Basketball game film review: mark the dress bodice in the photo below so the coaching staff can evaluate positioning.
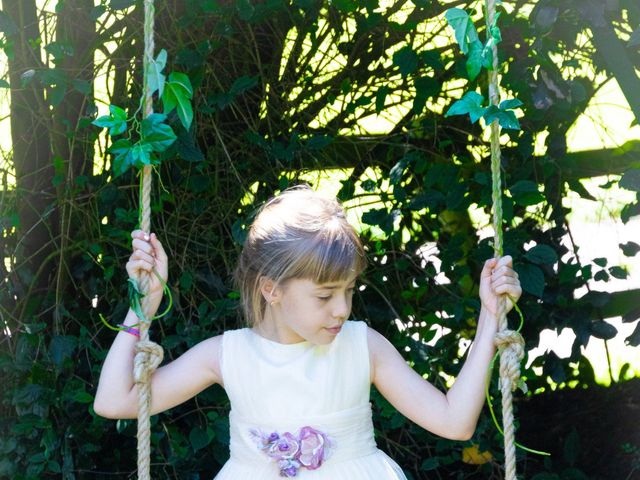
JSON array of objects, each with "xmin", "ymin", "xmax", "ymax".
[{"xmin": 216, "ymin": 321, "xmax": 407, "ymax": 479}]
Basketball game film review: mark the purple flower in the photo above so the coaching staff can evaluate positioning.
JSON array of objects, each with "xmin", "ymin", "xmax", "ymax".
[
  {"xmin": 297, "ymin": 426, "xmax": 329, "ymax": 470},
  {"xmin": 251, "ymin": 426, "xmax": 333, "ymax": 475},
  {"xmin": 278, "ymin": 459, "xmax": 301, "ymax": 477},
  {"xmin": 250, "ymin": 429, "xmax": 277, "ymax": 449},
  {"xmin": 267, "ymin": 432, "xmax": 300, "ymax": 460}
]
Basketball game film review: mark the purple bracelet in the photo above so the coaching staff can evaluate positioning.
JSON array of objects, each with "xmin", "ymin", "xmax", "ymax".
[{"xmin": 118, "ymin": 324, "xmax": 140, "ymax": 337}]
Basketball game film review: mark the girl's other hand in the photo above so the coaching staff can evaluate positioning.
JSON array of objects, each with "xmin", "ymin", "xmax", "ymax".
[
  {"xmin": 126, "ymin": 230, "xmax": 169, "ymax": 301},
  {"xmin": 479, "ymin": 255, "xmax": 522, "ymax": 317}
]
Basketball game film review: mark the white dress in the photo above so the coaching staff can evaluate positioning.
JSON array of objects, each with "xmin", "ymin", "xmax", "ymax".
[{"xmin": 215, "ymin": 320, "xmax": 408, "ymax": 479}]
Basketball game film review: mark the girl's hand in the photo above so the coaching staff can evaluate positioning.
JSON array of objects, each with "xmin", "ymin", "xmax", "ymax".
[
  {"xmin": 126, "ymin": 230, "xmax": 168, "ymax": 302},
  {"xmin": 479, "ymin": 255, "xmax": 522, "ymax": 317}
]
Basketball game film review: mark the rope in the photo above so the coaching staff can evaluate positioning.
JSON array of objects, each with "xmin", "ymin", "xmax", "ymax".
[
  {"xmin": 486, "ymin": 1, "xmax": 522, "ymax": 478},
  {"xmin": 134, "ymin": 0, "xmax": 163, "ymax": 478}
]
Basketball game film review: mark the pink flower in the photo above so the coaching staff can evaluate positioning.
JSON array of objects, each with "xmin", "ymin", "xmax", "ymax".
[{"xmin": 297, "ymin": 426, "xmax": 330, "ymax": 470}]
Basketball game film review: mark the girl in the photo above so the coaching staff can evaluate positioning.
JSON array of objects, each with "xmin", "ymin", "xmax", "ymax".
[{"xmin": 94, "ymin": 185, "xmax": 522, "ymax": 479}]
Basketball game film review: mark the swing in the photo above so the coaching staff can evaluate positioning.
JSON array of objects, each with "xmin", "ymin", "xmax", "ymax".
[{"xmin": 130, "ymin": 1, "xmax": 524, "ymax": 479}]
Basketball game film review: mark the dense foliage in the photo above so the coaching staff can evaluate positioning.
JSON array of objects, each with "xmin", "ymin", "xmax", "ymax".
[{"xmin": 0, "ymin": 0, "xmax": 639, "ymax": 478}]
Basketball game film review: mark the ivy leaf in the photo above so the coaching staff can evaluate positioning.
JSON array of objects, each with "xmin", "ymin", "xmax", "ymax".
[
  {"xmin": 499, "ymin": 98, "xmax": 523, "ymax": 110},
  {"xmin": 393, "ymin": 46, "xmax": 420, "ymax": 77},
  {"xmin": 109, "ymin": 138, "xmax": 133, "ymax": 177},
  {"xmin": 147, "ymin": 49, "xmax": 167, "ymax": 97},
  {"xmin": 509, "ymin": 180, "xmax": 544, "ymax": 206},
  {"xmin": 421, "ymin": 457, "xmax": 439, "ymax": 471},
  {"xmin": 109, "ymin": 138, "xmax": 132, "ymax": 156},
  {"xmin": 109, "ymin": 0, "xmax": 135, "ymax": 10},
  {"xmin": 236, "ymin": 0, "xmax": 255, "ymax": 20},
  {"xmin": 141, "ymin": 113, "xmax": 177, "ymax": 152},
  {"xmin": 169, "ymin": 71, "xmax": 193, "ymax": 98},
  {"xmin": 91, "ymin": 5, "xmax": 107, "ymax": 20},
  {"xmin": 590, "ymin": 320, "xmax": 618, "ymax": 340},
  {"xmin": 73, "ymin": 391, "xmax": 94, "ymax": 404},
  {"xmin": 176, "ymin": 130, "xmax": 205, "ymax": 162},
  {"xmin": 619, "ymin": 169, "xmax": 640, "ymax": 192},
  {"xmin": 483, "ymin": 105, "xmax": 521, "ymax": 130},
  {"xmin": 129, "ymin": 142, "xmax": 155, "ymax": 169},
  {"xmin": 229, "ymin": 75, "xmax": 258, "ymax": 96},
  {"xmin": 622, "ymin": 307, "xmax": 640, "ymax": 323},
  {"xmin": 625, "ymin": 322, "xmax": 640, "ymax": 347},
  {"xmin": 127, "ymin": 278, "xmax": 146, "ymax": 322},
  {"xmin": 307, "ymin": 134, "xmax": 333, "ymax": 150},
  {"xmin": 110, "ymin": 103, "xmax": 127, "ymax": 120},
  {"xmin": 609, "ymin": 266, "xmax": 628, "ymax": 279},
  {"xmin": 445, "ymin": 8, "xmax": 479, "ymax": 55},
  {"xmin": 189, "ymin": 426, "xmax": 211, "ymax": 451},
  {"xmin": 466, "ymin": 40, "xmax": 484, "ymax": 80},
  {"xmin": 390, "ymin": 157, "xmax": 409, "ymax": 185},
  {"xmin": 163, "ymin": 72, "xmax": 194, "ymax": 130},
  {"xmin": 525, "ymin": 244, "xmax": 558, "ymax": 265},
  {"xmin": 49, "ymin": 335, "xmax": 77, "ymax": 368},
  {"xmin": 481, "ymin": 40, "xmax": 495, "ymax": 69},
  {"xmin": 362, "ymin": 208, "xmax": 395, "ymax": 235},
  {"xmin": 333, "ymin": 0, "xmax": 358, "ymax": 13},
  {"xmin": 515, "ymin": 263, "xmax": 545, "ymax": 297},
  {"xmin": 375, "ymin": 86, "xmax": 389, "ymax": 114},
  {"xmin": 445, "ymin": 91, "xmax": 486, "ymax": 123},
  {"xmin": 620, "ymin": 241, "xmax": 640, "ymax": 257},
  {"xmin": 92, "ymin": 105, "xmax": 127, "ymax": 136},
  {"xmin": 413, "ymin": 76, "xmax": 439, "ymax": 114}
]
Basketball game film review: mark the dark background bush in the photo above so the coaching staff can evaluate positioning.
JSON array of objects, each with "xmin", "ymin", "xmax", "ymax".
[{"xmin": 1, "ymin": 1, "xmax": 639, "ymax": 478}]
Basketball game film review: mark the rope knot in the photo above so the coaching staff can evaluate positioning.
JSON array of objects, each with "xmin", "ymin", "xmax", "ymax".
[
  {"xmin": 494, "ymin": 329, "xmax": 525, "ymax": 392},
  {"xmin": 133, "ymin": 340, "xmax": 164, "ymax": 385}
]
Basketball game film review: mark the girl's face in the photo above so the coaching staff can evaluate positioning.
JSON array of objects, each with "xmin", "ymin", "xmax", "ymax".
[{"xmin": 266, "ymin": 276, "xmax": 357, "ymax": 345}]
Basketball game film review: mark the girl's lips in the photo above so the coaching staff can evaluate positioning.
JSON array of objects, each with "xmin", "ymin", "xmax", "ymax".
[{"xmin": 326, "ymin": 326, "xmax": 342, "ymax": 335}]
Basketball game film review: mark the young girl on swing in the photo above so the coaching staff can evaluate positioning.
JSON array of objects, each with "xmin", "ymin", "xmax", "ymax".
[{"xmin": 94, "ymin": 185, "xmax": 522, "ymax": 479}]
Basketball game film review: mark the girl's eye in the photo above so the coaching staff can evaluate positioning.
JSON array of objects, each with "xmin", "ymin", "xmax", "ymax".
[{"xmin": 317, "ymin": 296, "xmax": 331, "ymax": 301}]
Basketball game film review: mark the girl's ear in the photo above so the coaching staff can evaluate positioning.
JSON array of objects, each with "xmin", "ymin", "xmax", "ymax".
[{"xmin": 259, "ymin": 276, "xmax": 281, "ymax": 304}]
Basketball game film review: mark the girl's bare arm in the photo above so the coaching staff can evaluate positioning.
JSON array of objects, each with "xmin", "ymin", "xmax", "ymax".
[
  {"xmin": 94, "ymin": 320, "xmax": 222, "ymax": 419},
  {"xmin": 93, "ymin": 231, "xmax": 223, "ymax": 419},
  {"xmin": 369, "ymin": 256, "xmax": 521, "ymax": 440}
]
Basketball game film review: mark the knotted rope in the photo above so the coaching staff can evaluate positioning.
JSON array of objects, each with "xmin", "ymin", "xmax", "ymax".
[
  {"xmin": 134, "ymin": 0, "xmax": 163, "ymax": 478},
  {"xmin": 486, "ymin": 0, "xmax": 523, "ymax": 478}
]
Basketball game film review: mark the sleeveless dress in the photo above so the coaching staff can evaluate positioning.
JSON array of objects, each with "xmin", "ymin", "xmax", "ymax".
[{"xmin": 216, "ymin": 320, "xmax": 408, "ymax": 479}]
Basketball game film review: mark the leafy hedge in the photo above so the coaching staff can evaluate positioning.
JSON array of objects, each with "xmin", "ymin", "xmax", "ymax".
[{"xmin": 1, "ymin": 0, "xmax": 639, "ymax": 478}]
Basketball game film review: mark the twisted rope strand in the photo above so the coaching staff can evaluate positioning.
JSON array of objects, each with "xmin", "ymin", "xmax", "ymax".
[
  {"xmin": 486, "ymin": 0, "xmax": 522, "ymax": 478},
  {"xmin": 134, "ymin": 1, "xmax": 164, "ymax": 478}
]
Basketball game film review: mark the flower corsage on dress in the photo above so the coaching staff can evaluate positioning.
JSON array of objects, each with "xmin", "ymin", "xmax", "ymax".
[{"xmin": 250, "ymin": 426, "xmax": 333, "ymax": 477}]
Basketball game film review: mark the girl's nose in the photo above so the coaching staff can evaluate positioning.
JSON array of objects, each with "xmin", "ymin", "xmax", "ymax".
[{"xmin": 332, "ymin": 294, "xmax": 350, "ymax": 319}]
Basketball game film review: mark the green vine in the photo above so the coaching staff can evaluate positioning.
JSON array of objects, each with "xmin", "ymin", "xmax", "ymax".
[
  {"xmin": 444, "ymin": 3, "xmax": 550, "ymax": 458},
  {"xmin": 444, "ymin": 7, "xmax": 522, "ymax": 130},
  {"xmin": 92, "ymin": 47, "xmax": 194, "ymax": 329},
  {"xmin": 92, "ymin": 48, "xmax": 194, "ymax": 178}
]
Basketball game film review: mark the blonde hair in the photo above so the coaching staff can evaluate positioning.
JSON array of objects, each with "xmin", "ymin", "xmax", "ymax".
[{"xmin": 234, "ymin": 185, "xmax": 366, "ymax": 326}]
